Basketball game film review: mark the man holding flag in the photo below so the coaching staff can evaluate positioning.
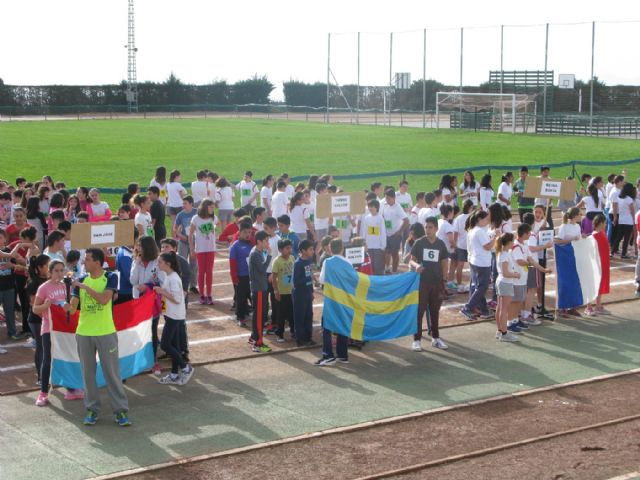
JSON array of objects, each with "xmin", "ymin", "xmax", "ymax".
[{"xmin": 64, "ymin": 248, "xmax": 131, "ymax": 427}]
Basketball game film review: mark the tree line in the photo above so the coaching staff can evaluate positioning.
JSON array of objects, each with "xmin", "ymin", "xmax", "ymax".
[{"xmin": 1, "ymin": 74, "xmax": 638, "ymax": 113}]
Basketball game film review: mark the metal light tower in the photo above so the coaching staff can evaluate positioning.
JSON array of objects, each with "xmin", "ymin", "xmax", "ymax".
[{"xmin": 126, "ymin": 0, "xmax": 138, "ymax": 113}]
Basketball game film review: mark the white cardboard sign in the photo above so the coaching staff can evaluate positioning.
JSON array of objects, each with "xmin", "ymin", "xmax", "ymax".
[
  {"xmin": 331, "ymin": 195, "xmax": 351, "ymax": 214},
  {"xmin": 345, "ymin": 246, "xmax": 365, "ymax": 265},
  {"xmin": 540, "ymin": 180, "xmax": 562, "ymax": 198},
  {"xmin": 91, "ymin": 224, "xmax": 116, "ymax": 245},
  {"xmin": 539, "ymin": 229, "xmax": 554, "ymax": 245}
]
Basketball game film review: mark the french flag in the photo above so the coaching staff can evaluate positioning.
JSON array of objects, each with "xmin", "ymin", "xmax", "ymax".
[
  {"xmin": 554, "ymin": 237, "xmax": 602, "ymax": 310},
  {"xmin": 50, "ymin": 293, "xmax": 155, "ymax": 390}
]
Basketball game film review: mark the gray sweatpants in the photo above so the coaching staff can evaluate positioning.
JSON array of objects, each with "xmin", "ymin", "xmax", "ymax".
[
  {"xmin": 178, "ymin": 240, "xmax": 198, "ymax": 288},
  {"xmin": 76, "ymin": 333, "xmax": 129, "ymax": 415}
]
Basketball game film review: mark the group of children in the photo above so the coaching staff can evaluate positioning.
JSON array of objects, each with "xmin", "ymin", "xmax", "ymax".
[{"xmin": 0, "ymin": 164, "xmax": 637, "ymax": 393}]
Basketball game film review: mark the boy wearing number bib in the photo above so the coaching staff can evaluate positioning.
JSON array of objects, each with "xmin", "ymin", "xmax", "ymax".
[
  {"xmin": 409, "ymin": 217, "xmax": 450, "ymax": 352},
  {"xmin": 381, "ymin": 189, "xmax": 409, "ymax": 274},
  {"xmin": 360, "ymin": 200, "xmax": 387, "ymax": 276},
  {"xmin": 236, "ymin": 171, "xmax": 258, "ymax": 216}
]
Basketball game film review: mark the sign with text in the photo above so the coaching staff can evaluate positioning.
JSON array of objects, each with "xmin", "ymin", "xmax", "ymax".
[
  {"xmin": 316, "ymin": 191, "xmax": 366, "ymax": 218},
  {"xmin": 71, "ymin": 220, "xmax": 135, "ymax": 250},
  {"xmin": 523, "ymin": 177, "xmax": 575, "ymax": 201},
  {"xmin": 539, "ymin": 229, "xmax": 555, "ymax": 246},
  {"xmin": 345, "ymin": 246, "xmax": 365, "ymax": 265}
]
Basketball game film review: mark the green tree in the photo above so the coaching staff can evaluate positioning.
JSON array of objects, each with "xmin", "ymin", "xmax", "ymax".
[{"xmin": 231, "ymin": 75, "xmax": 274, "ymax": 104}]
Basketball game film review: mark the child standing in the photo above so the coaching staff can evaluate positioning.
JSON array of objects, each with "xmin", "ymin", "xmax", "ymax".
[
  {"xmin": 452, "ymin": 200, "xmax": 473, "ymax": 293},
  {"xmin": 494, "ymin": 233, "xmax": 520, "ymax": 342},
  {"xmin": 587, "ymin": 214, "xmax": 611, "ymax": 315},
  {"xmin": 360, "ymin": 200, "xmax": 387, "ymax": 275},
  {"xmin": 188, "ymin": 199, "xmax": 217, "ymax": 305},
  {"xmin": 155, "ymin": 252, "xmax": 194, "ymax": 385},
  {"xmin": 271, "ymin": 239, "xmax": 295, "ymax": 342},
  {"xmin": 215, "ymin": 177, "xmax": 235, "ymax": 232},
  {"xmin": 166, "ymin": 170, "xmax": 186, "ymax": 225},
  {"xmin": 277, "ymin": 215, "xmax": 300, "ymax": 258},
  {"xmin": 437, "ymin": 204, "xmax": 457, "ymax": 290},
  {"xmin": 133, "ymin": 194, "xmax": 154, "ymax": 238},
  {"xmin": 292, "ymin": 239, "xmax": 315, "ymax": 346},
  {"xmin": 461, "ymin": 211, "xmax": 495, "ymax": 321},
  {"xmin": 229, "ymin": 224, "xmax": 254, "ymax": 327},
  {"xmin": 381, "ymin": 189, "xmax": 409, "ymax": 274},
  {"xmin": 249, "ymin": 231, "xmax": 273, "ymax": 353},
  {"xmin": 237, "ymin": 171, "xmax": 259, "ymax": 216},
  {"xmin": 409, "ymin": 217, "xmax": 450, "ymax": 352}
]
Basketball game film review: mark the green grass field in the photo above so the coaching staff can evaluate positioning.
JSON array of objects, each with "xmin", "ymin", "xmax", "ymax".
[{"xmin": 2, "ymin": 118, "xmax": 638, "ymax": 207}]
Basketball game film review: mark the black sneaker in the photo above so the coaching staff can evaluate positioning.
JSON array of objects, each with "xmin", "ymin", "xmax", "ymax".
[
  {"xmin": 189, "ymin": 287, "xmax": 199, "ymax": 295},
  {"xmin": 314, "ymin": 357, "xmax": 336, "ymax": 366}
]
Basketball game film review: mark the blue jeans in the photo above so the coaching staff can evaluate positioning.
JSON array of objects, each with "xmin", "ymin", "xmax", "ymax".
[
  {"xmin": 321, "ymin": 317, "xmax": 348, "ymax": 360},
  {"xmin": 465, "ymin": 265, "xmax": 491, "ymax": 314},
  {"xmin": 0, "ymin": 288, "xmax": 16, "ymax": 337}
]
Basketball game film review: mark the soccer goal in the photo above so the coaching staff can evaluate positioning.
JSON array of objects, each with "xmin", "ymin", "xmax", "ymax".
[{"xmin": 435, "ymin": 92, "xmax": 537, "ymax": 134}]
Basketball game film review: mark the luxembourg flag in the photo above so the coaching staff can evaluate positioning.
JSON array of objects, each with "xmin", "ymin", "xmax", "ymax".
[
  {"xmin": 50, "ymin": 293, "xmax": 155, "ymax": 390},
  {"xmin": 554, "ymin": 237, "xmax": 602, "ymax": 310}
]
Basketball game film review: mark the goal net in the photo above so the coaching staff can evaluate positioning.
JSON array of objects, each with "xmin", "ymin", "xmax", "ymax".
[{"xmin": 435, "ymin": 92, "xmax": 537, "ymax": 133}]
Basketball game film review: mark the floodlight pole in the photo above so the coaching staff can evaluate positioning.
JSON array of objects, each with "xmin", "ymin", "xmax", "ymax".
[
  {"xmin": 326, "ymin": 33, "xmax": 331, "ymax": 124},
  {"xmin": 422, "ymin": 28, "xmax": 426, "ymax": 129},
  {"xmin": 126, "ymin": 0, "xmax": 138, "ymax": 113},
  {"xmin": 357, "ymin": 32, "xmax": 360, "ymax": 124},
  {"xmin": 590, "ymin": 21, "xmax": 595, "ymax": 136},
  {"xmin": 542, "ymin": 23, "xmax": 549, "ymax": 133}
]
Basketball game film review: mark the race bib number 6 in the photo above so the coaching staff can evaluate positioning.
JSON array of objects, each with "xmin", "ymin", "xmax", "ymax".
[{"xmin": 423, "ymin": 248, "xmax": 440, "ymax": 263}]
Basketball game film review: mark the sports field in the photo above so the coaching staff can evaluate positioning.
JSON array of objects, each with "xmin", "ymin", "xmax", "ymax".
[{"xmin": 2, "ymin": 119, "xmax": 639, "ymax": 205}]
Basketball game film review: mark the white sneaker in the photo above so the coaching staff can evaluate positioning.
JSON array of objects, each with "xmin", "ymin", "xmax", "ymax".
[
  {"xmin": 0, "ymin": 347, "xmax": 7, "ymax": 354},
  {"xmin": 498, "ymin": 331, "xmax": 519, "ymax": 342},
  {"xmin": 412, "ymin": 340, "xmax": 422, "ymax": 352},
  {"xmin": 523, "ymin": 316, "xmax": 542, "ymax": 326},
  {"xmin": 457, "ymin": 285, "xmax": 469, "ymax": 293},
  {"xmin": 431, "ymin": 338, "xmax": 448, "ymax": 350}
]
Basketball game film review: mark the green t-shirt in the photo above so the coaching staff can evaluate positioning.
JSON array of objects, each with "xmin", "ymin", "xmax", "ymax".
[
  {"xmin": 272, "ymin": 255, "xmax": 294, "ymax": 295},
  {"xmin": 74, "ymin": 272, "xmax": 118, "ymax": 336}
]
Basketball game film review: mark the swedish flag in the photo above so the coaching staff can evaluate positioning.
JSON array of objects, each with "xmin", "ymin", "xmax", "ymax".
[{"xmin": 322, "ymin": 257, "xmax": 419, "ymax": 341}]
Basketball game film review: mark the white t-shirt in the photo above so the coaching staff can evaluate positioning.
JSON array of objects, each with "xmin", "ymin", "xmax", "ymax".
[
  {"xmin": 417, "ymin": 207, "xmax": 439, "ymax": 226},
  {"xmin": 162, "ymin": 271, "xmax": 186, "ymax": 320},
  {"xmin": 436, "ymin": 219, "xmax": 455, "ymax": 252},
  {"xmin": 167, "ymin": 182, "xmax": 186, "ymax": 208},
  {"xmin": 381, "ymin": 202, "xmax": 408, "ymax": 236},
  {"xmin": 497, "ymin": 182, "xmax": 513, "ymax": 206},
  {"xmin": 452, "ymin": 213, "xmax": 469, "ymax": 250},
  {"xmin": 499, "ymin": 220, "xmax": 513, "ymax": 234},
  {"xmin": 191, "ymin": 181, "xmax": 209, "ymax": 204},
  {"xmin": 409, "ymin": 205, "xmax": 421, "ymax": 225},
  {"xmin": 604, "ymin": 182, "xmax": 615, "ymax": 208},
  {"xmin": 272, "ymin": 191, "xmax": 289, "ymax": 218},
  {"xmin": 217, "ymin": 186, "xmax": 234, "ymax": 210},
  {"xmin": 511, "ymin": 241, "xmax": 529, "ymax": 286},
  {"xmin": 558, "ymin": 223, "xmax": 581, "ymax": 241},
  {"xmin": 479, "ymin": 187, "xmax": 493, "ymax": 211},
  {"xmin": 618, "ymin": 196, "xmax": 635, "ymax": 225},
  {"xmin": 584, "ymin": 192, "xmax": 604, "ymax": 213},
  {"xmin": 395, "ymin": 192, "xmax": 413, "ymax": 211},
  {"xmin": 496, "ymin": 251, "xmax": 516, "ymax": 284},
  {"xmin": 191, "ymin": 215, "xmax": 217, "ymax": 253},
  {"xmin": 461, "ymin": 184, "xmax": 479, "ymax": 206},
  {"xmin": 149, "ymin": 179, "xmax": 168, "ymax": 205},
  {"xmin": 134, "ymin": 211, "xmax": 154, "ymax": 237},
  {"xmin": 360, "ymin": 213, "xmax": 387, "ymax": 250},
  {"xmin": 285, "ymin": 184, "xmax": 295, "ymax": 200},
  {"xmin": 290, "ymin": 205, "xmax": 310, "ymax": 234},
  {"xmin": 236, "ymin": 180, "xmax": 258, "ymax": 207},
  {"xmin": 266, "ymin": 233, "xmax": 281, "ymax": 274},
  {"xmin": 260, "ymin": 186, "xmax": 272, "ymax": 208},
  {"xmin": 468, "ymin": 226, "xmax": 492, "ymax": 267},
  {"xmin": 608, "ymin": 188, "xmax": 621, "ymax": 212},
  {"xmin": 441, "ymin": 187, "xmax": 455, "ymax": 207}
]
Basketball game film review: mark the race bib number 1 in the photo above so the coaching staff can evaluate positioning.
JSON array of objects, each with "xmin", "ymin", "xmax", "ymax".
[
  {"xmin": 367, "ymin": 226, "xmax": 380, "ymax": 236},
  {"xmin": 423, "ymin": 248, "xmax": 440, "ymax": 263}
]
